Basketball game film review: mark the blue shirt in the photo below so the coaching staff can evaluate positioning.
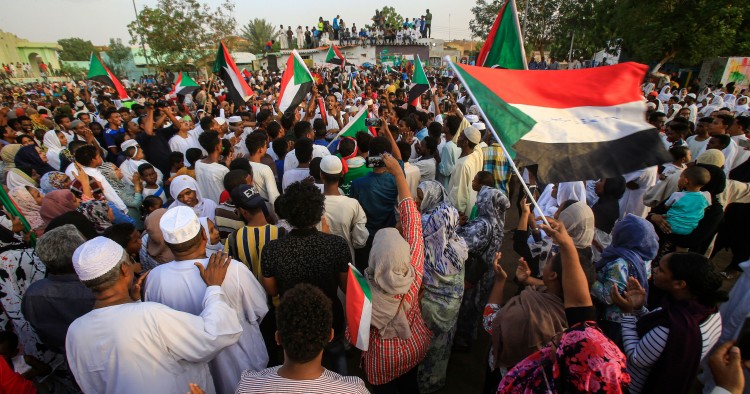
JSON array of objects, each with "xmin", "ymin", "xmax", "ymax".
[
  {"xmin": 349, "ymin": 160, "xmax": 404, "ymax": 234},
  {"xmin": 665, "ymin": 191, "xmax": 711, "ymax": 235},
  {"xmin": 103, "ymin": 127, "xmax": 125, "ymax": 149},
  {"xmin": 416, "ymin": 127, "xmax": 428, "ymax": 141}
]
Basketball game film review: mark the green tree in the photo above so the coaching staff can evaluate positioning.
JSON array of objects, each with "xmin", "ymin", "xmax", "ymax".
[
  {"xmin": 379, "ymin": 6, "xmax": 404, "ymax": 30},
  {"xmin": 59, "ymin": 62, "xmax": 88, "ymax": 79},
  {"xmin": 57, "ymin": 38, "xmax": 96, "ymax": 61},
  {"xmin": 470, "ymin": 0, "xmax": 502, "ymax": 40},
  {"xmin": 127, "ymin": 0, "xmax": 236, "ymax": 70},
  {"xmin": 240, "ymin": 19, "xmax": 277, "ymax": 53},
  {"xmin": 106, "ymin": 38, "xmax": 132, "ymax": 76}
]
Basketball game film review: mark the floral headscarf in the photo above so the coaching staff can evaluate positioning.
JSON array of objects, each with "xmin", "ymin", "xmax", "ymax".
[
  {"xmin": 39, "ymin": 171, "xmax": 68, "ymax": 194},
  {"xmin": 77, "ymin": 200, "xmax": 112, "ymax": 234}
]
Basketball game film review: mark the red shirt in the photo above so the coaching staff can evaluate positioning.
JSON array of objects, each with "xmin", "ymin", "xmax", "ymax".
[{"xmin": 357, "ymin": 198, "xmax": 432, "ymax": 385}]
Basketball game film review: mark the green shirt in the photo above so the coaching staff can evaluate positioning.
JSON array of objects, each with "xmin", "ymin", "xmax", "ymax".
[
  {"xmin": 342, "ymin": 165, "xmax": 372, "ymax": 196},
  {"xmin": 425, "ymin": 12, "xmax": 432, "ymax": 24}
]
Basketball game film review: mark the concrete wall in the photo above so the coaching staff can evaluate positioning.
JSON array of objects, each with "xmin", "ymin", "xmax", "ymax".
[{"xmin": 0, "ymin": 30, "xmax": 61, "ymax": 76}]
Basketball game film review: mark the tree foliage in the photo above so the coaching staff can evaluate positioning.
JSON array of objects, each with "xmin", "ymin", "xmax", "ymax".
[
  {"xmin": 127, "ymin": 0, "xmax": 236, "ymax": 70},
  {"xmin": 471, "ymin": 0, "xmax": 750, "ymax": 69},
  {"xmin": 106, "ymin": 38, "xmax": 132, "ymax": 76},
  {"xmin": 240, "ymin": 19, "xmax": 277, "ymax": 53},
  {"xmin": 57, "ymin": 38, "xmax": 96, "ymax": 61},
  {"xmin": 379, "ymin": 6, "xmax": 405, "ymax": 30}
]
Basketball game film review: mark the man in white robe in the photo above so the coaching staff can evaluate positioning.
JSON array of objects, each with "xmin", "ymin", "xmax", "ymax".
[
  {"xmin": 447, "ymin": 127, "xmax": 484, "ymax": 217},
  {"xmin": 66, "ymin": 237, "xmax": 241, "ymax": 394},
  {"xmin": 619, "ymin": 166, "xmax": 658, "ymax": 217},
  {"xmin": 144, "ymin": 206, "xmax": 269, "ymax": 394}
]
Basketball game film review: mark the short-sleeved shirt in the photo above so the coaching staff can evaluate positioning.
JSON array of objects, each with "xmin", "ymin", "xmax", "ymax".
[
  {"xmin": 665, "ymin": 191, "xmax": 711, "ymax": 235},
  {"xmin": 236, "ymin": 366, "xmax": 369, "ymax": 394},
  {"xmin": 103, "ymin": 127, "xmax": 125, "ymax": 149},
  {"xmin": 349, "ymin": 161, "xmax": 404, "ymax": 234},
  {"xmin": 226, "ymin": 224, "xmax": 285, "ymax": 280},
  {"xmin": 261, "ymin": 228, "xmax": 350, "ymax": 336}
]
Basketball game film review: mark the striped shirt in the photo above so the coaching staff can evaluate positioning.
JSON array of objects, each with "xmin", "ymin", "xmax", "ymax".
[
  {"xmin": 622, "ymin": 309, "xmax": 722, "ymax": 394},
  {"xmin": 354, "ymin": 198, "xmax": 432, "ymax": 385},
  {"xmin": 235, "ymin": 366, "xmax": 370, "ymax": 393},
  {"xmin": 225, "ymin": 225, "xmax": 285, "ymax": 280},
  {"xmin": 214, "ymin": 202, "xmax": 244, "ymax": 239}
]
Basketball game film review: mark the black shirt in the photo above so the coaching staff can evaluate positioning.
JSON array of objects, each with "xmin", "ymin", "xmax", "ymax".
[
  {"xmin": 136, "ymin": 125, "xmax": 178, "ymax": 176},
  {"xmin": 261, "ymin": 228, "xmax": 350, "ymax": 336}
]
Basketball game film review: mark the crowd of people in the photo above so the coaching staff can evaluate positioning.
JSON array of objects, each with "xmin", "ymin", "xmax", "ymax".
[
  {"xmin": 271, "ymin": 9, "xmax": 433, "ymax": 50},
  {"xmin": 0, "ymin": 57, "xmax": 747, "ymax": 394}
]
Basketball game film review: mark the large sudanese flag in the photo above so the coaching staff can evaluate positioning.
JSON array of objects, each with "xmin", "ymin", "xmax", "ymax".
[
  {"xmin": 407, "ymin": 55, "xmax": 429, "ymax": 106},
  {"xmin": 167, "ymin": 72, "xmax": 199, "ymax": 98},
  {"xmin": 278, "ymin": 50, "xmax": 314, "ymax": 118},
  {"xmin": 346, "ymin": 264, "xmax": 371, "ymax": 351},
  {"xmin": 477, "ymin": 0, "xmax": 527, "ymax": 70},
  {"xmin": 453, "ymin": 61, "xmax": 671, "ymax": 183},
  {"xmin": 87, "ymin": 53, "xmax": 130, "ymax": 100},
  {"xmin": 325, "ymin": 44, "xmax": 347, "ymax": 66},
  {"xmin": 213, "ymin": 42, "xmax": 254, "ymax": 106}
]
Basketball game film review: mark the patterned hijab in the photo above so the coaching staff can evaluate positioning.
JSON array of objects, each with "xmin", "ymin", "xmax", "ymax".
[
  {"xmin": 418, "ymin": 180, "xmax": 467, "ymax": 277},
  {"xmin": 78, "ymin": 200, "xmax": 112, "ymax": 234},
  {"xmin": 418, "ymin": 180, "xmax": 449, "ymax": 213},
  {"xmin": 595, "ymin": 214, "xmax": 659, "ymax": 293},
  {"xmin": 458, "ymin": 186, "xmax": 510, "ymax": 267},
  {"xmin": 8, "ymin": 186, "xmax": 44, "ymax": 230},
  {"xmin": 39, "ymin": 171, "xmax": 68, "ymax": 194}
]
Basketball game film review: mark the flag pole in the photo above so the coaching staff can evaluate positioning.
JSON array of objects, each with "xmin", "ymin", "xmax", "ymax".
[
  {"xmin": 203, "ymin": 74, "xmax": 215, "ymax": 113},
  {"xmin": 445, "ymin": 56, "xmax": 550, "ymax": 227}
]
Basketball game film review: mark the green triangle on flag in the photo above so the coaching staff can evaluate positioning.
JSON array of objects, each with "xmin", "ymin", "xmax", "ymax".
[
  {"xmin": 346, "ymin": 263, "xmax": 372, "ymax": 351},
  {"xmin": 477, "ymin": 0, "xmax": 527, "ymax": 69},
  {"xmin": 279, "ymin": 50, "xmax": 314, "ymax": 117},
  {"xmin": 408, "ymin": 55, "xmax": 430, "ymax": 105},
  {"xmin": 168, "ymin": 72, "xmax": 199, "ymax": 98},
  {"xmin": 327, "ymin": 107, "xmax": 368, "ymax": 147},
  {"xmin": 87, "ymin": 53, "xmax": 130, "ymax": 100}
]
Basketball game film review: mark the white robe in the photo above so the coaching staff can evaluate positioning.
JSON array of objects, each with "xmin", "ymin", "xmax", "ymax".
[
  {"xmin": 195, "ymin": 160, "xmax": 229, "ymax": 204},
  {"xmin": 447, "ymin": 149, "xmax": 483, "ymax": 217},
  {"xmin": 144, "ymin": 259, "xmax": 269, "ymax": 394},
  {"xmin": 619, "ymin": 166, "xmax": 658, "ymax": 218},
  {"xmin": 120, "ymin": 158, "xmax": 164, "ymax": 187},
  {"xmin": 283, "ymin": 145, "xmax": 331, "ymax": 172},
  {"xmin": 66, "ymin": 287, "xmax": 242, "ymax": 394}
]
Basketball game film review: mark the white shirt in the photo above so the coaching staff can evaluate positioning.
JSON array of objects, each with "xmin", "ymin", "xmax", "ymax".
[
  {"xmin": 195, "ymin": 160, "xmax": 229, "ymax": 204},
  {"xmin": 447, "ymin": 149, "xmax": 483, "ymax": 217},
  {"xmin": 411, "ymin": 157, "xmax": 436, "ymax": 183},
  {"xmin": 619, "ymin": 166, "xmax": 658, "ymax": 218},
  {"xmin": 248, "ymin": 161, "xmax": 280, "ymax": 213},
  {"xmin": 324, "ymin": 195, "xmax": 369, "ymax": 260},
  {"xmin": 65, "ymin": 164, "xmax": 127, "ymax": 212},
  {"xmin": 169, "ymin": 134, "xmax": 201, "ymax": 167},
  {"xmin": 687, "ymin": 135, "xmax": 710, "ymax": 161},
  {"xmin": 284, "ymin": 145, "xmax": 330, "ymax": 172},
  {"xmin": 144, "ymin": 259, "xmax": 269, "ymax": 394},
  {"xmin": 403, "ymin": 162, "xmax": 421, "ymax": 199},
  {"xmin": 66, "ymin": 287, "xmax": 242, "ymax": 394},
  {"xmin": 120, "ymin": 158, "xmax": 164, "ymax": 187},
  {"xmin": 282, "ymin": 168, "xmax": 310, "ymax": 191}
]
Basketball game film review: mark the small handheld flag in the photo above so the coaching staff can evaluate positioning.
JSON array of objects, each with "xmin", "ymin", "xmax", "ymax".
[
  {"xmin": 346, "ymin": 263, "xmax": 372, "ymax": 351},
  {"xmin": 278, "ymin": 50, "xmax": 314, "ymax": 117},
  {"xmin": 87, "ymin": 53, "xmax": 130, "ymax": 100},
  {"xmin": 167, "ymin": 72, "xmax": 199, "ymax": 99},
  {"xmin": 213, "ymin": 42, "xmax": 254, "ymax": 106}
]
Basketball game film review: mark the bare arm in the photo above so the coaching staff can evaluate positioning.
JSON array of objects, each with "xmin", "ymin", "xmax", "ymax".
[
  {"xmin": 380, "ymin": 117, "xmax": 401, "ymax": 161},
  {"xmin": 540, "ymin": 219, "xmax": 591, "ymax": 308}
]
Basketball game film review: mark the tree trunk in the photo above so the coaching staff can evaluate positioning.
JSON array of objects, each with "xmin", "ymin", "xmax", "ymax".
[{"xmin": 651, "ymin": 50, "xmax": 677, "ymax": 74}]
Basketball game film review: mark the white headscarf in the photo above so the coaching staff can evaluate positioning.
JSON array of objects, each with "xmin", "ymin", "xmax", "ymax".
[
  {"xmin": 735, "ymin": 96, "xmax": 749, "ymax": 115},
  {"xmin": 723, "ymin": 94, "xmax": 737, "ymax": 111},
  {"xmin": 556, "ymin": 181, "xmax": 587, "ymax": 206},
  {"xmin": 168, "ymin": 175, "xmax": 216, "ymax": 221},
  {"xmin": 198, "ymin": 216, "xmax": 223, "ymax": 256},
  {"xmin": 697, "ymin": 87, "xmax": 711, "ymax": 104},
  {"xmin": 42, "ymin": 129, "xmax": 63, "ymax": 170},
  {"xmin": 658, "ymin": 86, "xmax": 672, "ymax": 103},
  {"xmin": 700, "ymin": 94, "xmax": 724, "ymax": 116}
]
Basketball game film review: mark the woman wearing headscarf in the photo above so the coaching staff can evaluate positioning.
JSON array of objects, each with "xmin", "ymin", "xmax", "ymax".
[
  {"xmin": 39, "ymin": 189, "xmax": 79, "ymax": 227},
  {"xmin": 39, "ymin": 171, "xmax": 69, "ymax": 195},
  {"xmin": 611, "ymin": 252, "xmax": 726, "ymax": 394},
  {"xmin": 700, "ymin": 94, "xmax": 724, "ymax": 117},
  {"xmin": 14, "ymin": 144, "xmax": 55, "ymax": 177},
  {"xmin": 591, "ymin": 176, "xmax": 627, "ymax": 260},
  {"xmin": 657, "ymin": 85, "xmax": 672, "ymax": 103},
  {"xmin": 359, "ymin": 155, "xmax": 431, "ymax": 392},
  {"xmin": 169, "ymin": 175, "xmax": 216, "ymax": 222},
  {"xmin": 198, "ymin": 216, "xmax": 224, "ymax": 257},
  {"xmin": 591, "ymin": 214, "xmax": 659, "ymax": 345},
  {"xmin": 42, "ymin": 129, "xmax": 70, "ymax": 171},
  {"xmin": 8, "ymin": 186, "xmax": 45, "ymax": 234},
  {"xmin": 414, "ymin": 180, "xmax": 468, "ymax": 393},
  {"xmin": 6, "ymin": 167, "xmax": 38, "ymax": 190},
  {"xmin": 0, "ymin": 143, "xmax": 21, "ymax": 186},
  {"xmin": 735, "ymin": 95, "xmax": 749, "ymax": 116},
  {"xmin": 497, "ymin": 219, "xmax": 629, "ymax": 393},
  {"xmin": 77, "ymin": 200, "xmax": 113, "ymax": 234},
  {"xmin": 534, "ymin": 182, "xmax": 586, "ymax": 217},
  {"xmin": 453, "ymin": 186, "xmax": 510, "ymax": 351},
  {"xmin": 723, "ymin": 93, "xmax": 736, "ymax": 111},
  {"xmin": 139, "ymin": 208, "xmax": 175, "ymax": 271},
  {"xmin": 98, "ymin": 161, "xmax": 143, "ymax": 228}
]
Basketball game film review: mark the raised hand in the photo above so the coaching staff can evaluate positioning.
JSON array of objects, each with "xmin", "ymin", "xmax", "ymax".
[
  {"xmin": 492, "ymin": 252, "xmax": 507, "ymax": 282},
  {"xmin": 515, "ymin": 257, "xmax": 531, "ymax": 284}
]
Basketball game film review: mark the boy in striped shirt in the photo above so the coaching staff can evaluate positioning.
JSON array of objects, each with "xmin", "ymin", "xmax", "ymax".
[{"xmin": 235, "ymin": 283, "xmax": 369, "ymax": 393}]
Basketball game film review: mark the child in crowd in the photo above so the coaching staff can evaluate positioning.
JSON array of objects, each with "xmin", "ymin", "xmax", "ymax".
[
  {"xmin": 272, "ymin": 138, "xmax": 288, "ymax": 191},
  {"xmin": 168, "ymin": 151, "xmax": 184, "ymax": 178},
  {"xmin": 466, "ymin": 170, "xmax": 495, "ymax": 222},
  {"xmin": 138, "ymin": 163, "xmax": 166, "ymax": 204},
  {"xmin": 0, "ymin": 331, "xmax": 51, "ymax": 380},
  {"xmin": 140, "ymin": 195, "xmax": 164, "ymax": 222},
  {"xmin": 663, "ymin": 165, "xmax": 711, "ymax": 236},
  {"xmin": 659, "ymin": 145, "xmax": 690, "ymax": 180}
]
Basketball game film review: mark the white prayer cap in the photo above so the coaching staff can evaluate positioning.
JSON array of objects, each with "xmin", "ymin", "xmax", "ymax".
[
  {"xmin": 160, "ymin": 206, "xmax": 201, "ymax": 244},
  {"xmin": 75, "ymin": 100, "xmax": 85, "ymax": 109},
  {"xmin": 215, "ymin": 117, "xmax": 227, "ymax": 126},
  {"xmin": 687, "ymin": 93, "xmax": 697, "ymax": 99},
  {"xmin": 464, "ymin": 114, "xmax": 479, "ymax": 124},
  {"xmin": 646, "ymin": 102, "xmax": 656, "ymax": 110},
  {"xmin": 365, "ymin": 99, "xmax": 374, "ymax": 106},
  {"xmin": 463, "ymin": 126, "xmax": 482, "ymax": 144},
  {"xmin": 72, "ymin": 237, "xmax": 126, "ymax": 281},
  {"xmin": 228, "ymin": 115, "xmax": 242, "ymax": 124},
  {"xmin": 320, "ymin": 156, "xmax": 343, "ymax": 175},
  {"xmin": 472, "ymin": 122, "xmax": 486, "ymax": 131},
  {"xmin": 120, "ymin": 139, "xmax": 138, "ymax": 152},
  {"xmin": 348, "ymin": 105, "xmax": 359, "ymax": 114}
]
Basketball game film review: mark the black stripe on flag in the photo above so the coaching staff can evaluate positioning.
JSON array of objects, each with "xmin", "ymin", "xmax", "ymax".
[{"xmin": 513, "ymin": 128, "xmax": 671, "ymax": 183}]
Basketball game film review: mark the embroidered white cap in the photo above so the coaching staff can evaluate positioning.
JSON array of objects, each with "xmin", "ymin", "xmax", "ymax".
[
  {"xmin": 159, "ymin": 206, "xmax": 201, "ymax": 244},
  {"xmin": 72, "ymin": 237, "xmax": 126, "ymax": 281}
]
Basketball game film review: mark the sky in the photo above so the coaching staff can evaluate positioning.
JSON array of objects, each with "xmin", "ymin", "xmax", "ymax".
[{"xmin": 0, "ymin": 0, "xmax": 474, "ymax": 46}]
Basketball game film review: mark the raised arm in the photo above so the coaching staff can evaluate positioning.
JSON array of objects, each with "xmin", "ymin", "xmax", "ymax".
[
  {"xmin": 380, "ymin": 117, "xmax": 401, "ymax": 160},
  {"xmin": 540, "ymin": 219, "xmax": 591, "ymax": 309}
]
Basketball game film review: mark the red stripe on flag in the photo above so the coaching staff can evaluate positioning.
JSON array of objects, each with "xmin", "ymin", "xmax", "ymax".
[
  {"xmin": 278, "ymin": 55, "xmax": 295, "ymax": 103},
  {"xmin": 102, "ymin": 62, "xmax": 129, "ymax": 100},
  {"xmin": 457, "ymin": 62, "xmax": 648, "ymax": 108},
  {"xmin": 317, "ymin": 97, "xmax": 327, "ymax": 125},
  {"xmin": 221, "ymin": 43, "xmax": 253, "ymax": 97}
]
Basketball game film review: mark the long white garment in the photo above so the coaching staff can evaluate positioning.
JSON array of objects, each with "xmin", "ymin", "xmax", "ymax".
[
  {"xmin": 282, "ymin": 168, "xmax": 310, "ymax": 191},
  {"xmin": 619, "ymin": 166, "xmax": 658, "ymax": 218},
  {"xmin": 447, "ymin": 149, "xmax": 483, "ymax": 217},
  {"xmin": 283, "ymin": 145, "xmax": 330, "ymax": 172},
  {"xmin": 66, "ymin": 287, "xmax": 242, "ymax": 394},
  {"xmin": 697, "ymin": 138, "xmax": 741, "ymax": 175},
  {"xmin": 557, "ymin": 181, "xmax": 587, "ymax": 206},
  {"xmin": 65, "ymin": 164, "xmax": 128, "ymax": 212},
  {"xmin": 169, "ymin": 134, "xmax": 201, "ymax": 167},
  {"xmin": 144, "ymin": 259, "xmax": 269, "ymax": 394},
  {"xmin": 403, "ymin": 162, "xmax": 421, "ymax": 198},
  {"xmin": 195, "ymin": 161, "xmax": 229, "ymax": 204},
  {"xmin": 731, "ymin": 135, "xmax": 750, "ymax": 169},
  {"xmin": 248, "ymin": 161, "xmax": 280, "ymax": 214},
  {"xmin": 42, "ymin": 130, "xmax": 62, "ymax": 170},
  {"xmin": 324, "ymin": 195, "xmax": 369, "ymax": 260},
  {"xmin": 687, "ymin": 136, "xmax": 710, "ymax": 161},
  {"xmin": 120, "ymin": 158, "xmax": 164, "ymax": 187}
]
